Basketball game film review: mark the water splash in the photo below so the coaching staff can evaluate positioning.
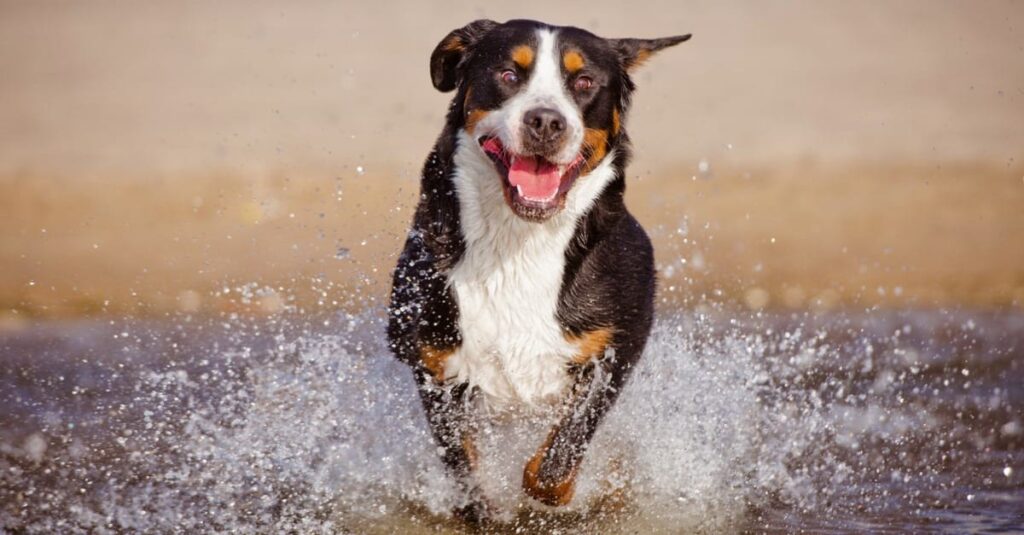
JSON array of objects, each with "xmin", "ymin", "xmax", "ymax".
[{"xmin": 1, "ymin": 309, "xmax": 1021, "ymax": 533}]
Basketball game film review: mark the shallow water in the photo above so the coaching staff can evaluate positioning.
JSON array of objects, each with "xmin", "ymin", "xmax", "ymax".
[{"xmin": 1, "ymin": 308, "xmax": 1022, "ymax": 533}]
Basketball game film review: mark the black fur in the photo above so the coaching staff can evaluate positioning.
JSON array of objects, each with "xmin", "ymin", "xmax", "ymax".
[{"xmin": 387, "ymin": 19, "xmax": 688, "ymax": 521}]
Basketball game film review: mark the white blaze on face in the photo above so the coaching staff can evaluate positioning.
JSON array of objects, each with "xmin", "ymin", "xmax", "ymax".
[
  {"xmin": 474, "ymin": 29, "xmax": 584, "ymax": 166},
  {"xmin": 446, "ymin": 29, "xmax": 619, "ymax": 408}
]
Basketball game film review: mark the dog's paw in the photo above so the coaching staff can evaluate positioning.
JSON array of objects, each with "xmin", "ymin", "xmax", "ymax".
[{"xmin": 522, "ymin": 448, "xmax": 579, "ymax": 507}]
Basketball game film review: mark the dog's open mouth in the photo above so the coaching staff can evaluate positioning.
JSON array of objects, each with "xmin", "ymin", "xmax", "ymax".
[{"xmin": 479, "ymin": 137, "xmax": 586, "ymax": 221}]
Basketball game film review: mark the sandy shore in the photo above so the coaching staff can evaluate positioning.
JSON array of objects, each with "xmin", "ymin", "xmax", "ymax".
[{"xmin": 3, "ymin": 161, "xmax": 1022, "ymax": 318}]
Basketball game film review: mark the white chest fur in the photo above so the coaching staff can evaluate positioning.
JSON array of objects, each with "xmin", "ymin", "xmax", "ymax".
[{"xmin": 443, "ymin": 132, "xmax": 617, "ymax": 408}]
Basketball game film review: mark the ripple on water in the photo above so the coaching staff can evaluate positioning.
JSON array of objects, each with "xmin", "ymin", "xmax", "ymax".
[{"xmin": 0, "ymin": 309, "xmax": 1022, "ymax": 533}]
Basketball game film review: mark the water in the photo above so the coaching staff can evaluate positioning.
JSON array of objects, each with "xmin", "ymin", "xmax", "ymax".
[{"xmin": 1, "ymin": 308, "xmax": 1022, "ymax": 533}]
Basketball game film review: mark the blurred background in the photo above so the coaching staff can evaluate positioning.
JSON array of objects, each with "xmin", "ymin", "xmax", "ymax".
[
  {"xmin": 2, "ymin": 0, "xmax": 1022, "ymax": 321},
  {"xmin": 2, "ymin": 3, "xmax": 1023, "ymax": 532}
]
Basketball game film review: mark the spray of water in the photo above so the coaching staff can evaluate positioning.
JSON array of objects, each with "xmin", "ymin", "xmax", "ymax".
[{"xmin": 1, "ymin": 304, "xmax": 1021, "ymax": 533}]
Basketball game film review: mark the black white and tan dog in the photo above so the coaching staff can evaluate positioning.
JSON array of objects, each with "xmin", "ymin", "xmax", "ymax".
[{"xmin": 386, "ymin": 18, "xmax": 689, "ymax": 522}]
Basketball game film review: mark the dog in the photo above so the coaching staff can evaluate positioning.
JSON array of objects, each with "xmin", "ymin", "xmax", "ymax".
[{"xmin": 386, "ymin": 19, "xmax": 689, "ymax": 522}]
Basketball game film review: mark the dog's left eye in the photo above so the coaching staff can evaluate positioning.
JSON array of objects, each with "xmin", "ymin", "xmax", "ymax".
[
  {"xmin": 500, "ymin": 69, "xmax": 519, "ymax": 84},
  {"xmin": 573, "ymin": 76, "xmax": 594, "ymax": 92}
]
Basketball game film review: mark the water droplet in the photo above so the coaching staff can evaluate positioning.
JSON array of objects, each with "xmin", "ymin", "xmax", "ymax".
[{"xmin": 697, "ymin": 159, "xmax": 713, "ymax": 179}]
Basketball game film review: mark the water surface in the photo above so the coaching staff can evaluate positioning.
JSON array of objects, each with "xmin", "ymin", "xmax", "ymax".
[{"xmin": 1, "ymin": 309, "xmax": 1021, "ymax": 533}]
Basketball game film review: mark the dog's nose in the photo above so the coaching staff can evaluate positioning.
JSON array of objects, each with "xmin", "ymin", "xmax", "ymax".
[{"xmin": 523, "ymin": 107, "xmax": 566, "ymax": 143}]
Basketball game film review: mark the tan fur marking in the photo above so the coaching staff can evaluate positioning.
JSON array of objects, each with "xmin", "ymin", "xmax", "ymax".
[
  {"xmin": 465, "ymin": 109, "xmax": 489, "ymax": 134},
  {"xmin": 582, "ymin": 128, "xmax": 610, "ymax": 173},
  {"xmin": 562, "ymin": 50, "xmax": 585, "ymax": 72},
  {"xmin": 512, "ymin": 45, "xmax": 534, "ymax": 68},
  {"xmin": 420, "ymin": 346, "xmax": 453, "ymax": 383},
  {"xmin": 567, "ymin": 328, "xmax": 614, "ymax": 365},
  {"xmin": 522, "ymin": 432, "xmax": 579, "ymax": 506},
  {"xmin": 442, "ymin": 37, "xmax": 464, "ymax": 53},
  {"xmin": 632, "ymin": 49, "xmax": 652, "ymax": 68},
  {"xmin": 612, "ymin": 108, "xmax": 621, "ymax": 136}
]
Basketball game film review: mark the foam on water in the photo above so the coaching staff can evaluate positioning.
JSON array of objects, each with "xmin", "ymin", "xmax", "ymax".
[{"xmin": 1, "ymin": 308, "xmax": 1022, "ymax": 533}]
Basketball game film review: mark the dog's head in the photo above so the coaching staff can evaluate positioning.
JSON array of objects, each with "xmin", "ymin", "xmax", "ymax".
[{"xmin": 431, "ymin": 19, "xmax": 689, "ymax": 221}]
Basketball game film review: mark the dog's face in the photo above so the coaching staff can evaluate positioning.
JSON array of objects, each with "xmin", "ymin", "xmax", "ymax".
[{"xmin": 431, "ymin": 20, "xmax": 689, "ymax": 221}]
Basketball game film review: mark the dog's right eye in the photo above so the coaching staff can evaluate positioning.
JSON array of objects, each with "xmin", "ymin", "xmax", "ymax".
[{"xmin": 500, "ymin": 69, "xmax": 519, "ymax": 84}]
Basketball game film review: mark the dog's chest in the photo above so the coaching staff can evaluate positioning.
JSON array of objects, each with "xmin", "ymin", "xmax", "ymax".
[
  {"xmin": 444, "ymin": 216, "xmax": 578, "ymax": 408},
  {"xmin": 440, "ymin": 132, "xmax": 620, "ymax": 408}
]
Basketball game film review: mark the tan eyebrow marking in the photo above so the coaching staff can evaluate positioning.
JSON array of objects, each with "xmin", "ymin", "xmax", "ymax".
[
  {"xmin": 512, "ymin": 45, "xmax": 534, "ymax": 68},
  {"xmin": 563, "ymin": 50, "xmax": 585, "ymax": 72}
]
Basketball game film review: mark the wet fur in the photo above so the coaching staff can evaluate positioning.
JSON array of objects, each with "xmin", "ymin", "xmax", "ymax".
[{"xmin": 386, "ymin": 19, "xmax": 688, "ymax": 521}]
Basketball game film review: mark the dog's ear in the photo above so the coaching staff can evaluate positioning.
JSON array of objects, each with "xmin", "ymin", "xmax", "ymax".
[
  {"xmin": 430, "ymin": 19, "xmax": 500, "ymax": 92},
  {"xmin": 610, "ymin": 34, "xmax": 691, "ymax": 71}
]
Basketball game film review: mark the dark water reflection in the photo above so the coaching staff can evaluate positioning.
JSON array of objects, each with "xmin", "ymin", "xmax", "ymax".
[{"xmin": 1, "ymin": 309, "xmax": 1021, "ymax": 533}]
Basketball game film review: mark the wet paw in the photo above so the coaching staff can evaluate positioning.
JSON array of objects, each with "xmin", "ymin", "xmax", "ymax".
[{"xmin": 522, "ymin": 448, "xmax": 578, "ymax": 507}]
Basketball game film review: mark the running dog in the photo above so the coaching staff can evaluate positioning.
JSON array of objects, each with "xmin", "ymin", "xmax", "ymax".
[{"xmin": 387, "ymin": 18, "xmax": 689, "ymax": 522}]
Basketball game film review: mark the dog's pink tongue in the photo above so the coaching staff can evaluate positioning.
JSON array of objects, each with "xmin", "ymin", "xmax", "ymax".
[{"xmin": 508, "ymin": 156, "xmax": 561, "ymax": 200}]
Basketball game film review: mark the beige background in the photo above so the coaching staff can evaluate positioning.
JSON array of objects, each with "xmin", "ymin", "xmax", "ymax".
[{"xmin": 1, "ymin": 1, "xmax": 1022, "ymax": 317}]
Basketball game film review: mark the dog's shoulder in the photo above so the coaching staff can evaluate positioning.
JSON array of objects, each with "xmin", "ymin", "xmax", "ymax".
[{"xmin": 557, "ymin": 206, "xmax": 655, "ymax": 342}]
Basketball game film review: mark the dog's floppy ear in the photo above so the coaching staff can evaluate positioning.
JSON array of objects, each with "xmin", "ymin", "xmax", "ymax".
[
  {"xmin": 610, "ymin": 34, "xmax": 691, "ymax": 71},
  {"xmin": 430, "ymin": 19, "xmax": 499, "ymax": 92}
]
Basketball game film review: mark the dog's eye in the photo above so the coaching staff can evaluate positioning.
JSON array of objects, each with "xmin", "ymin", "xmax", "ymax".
[
  {"xmin": 500, "ymin": 70, "xmax": 519, "ymax": 84},
  {"xmin": 573, "ymin": 76, "xmax": 593, "ymax": 92}
]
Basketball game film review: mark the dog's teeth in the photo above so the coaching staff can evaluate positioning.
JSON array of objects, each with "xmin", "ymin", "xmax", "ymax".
[{"xmin": 516, "ymin": 185, "xmax": 523, "ymax": 196}]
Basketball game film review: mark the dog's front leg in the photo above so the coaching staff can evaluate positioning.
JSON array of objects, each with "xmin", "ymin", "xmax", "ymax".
[
  {"xmin": 414, "ymin": 374, "xmax": 489, "ymax": 523},
  {"xmin": 522, "ymin": 349, "xmax": 633, "ymax": 507}
]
